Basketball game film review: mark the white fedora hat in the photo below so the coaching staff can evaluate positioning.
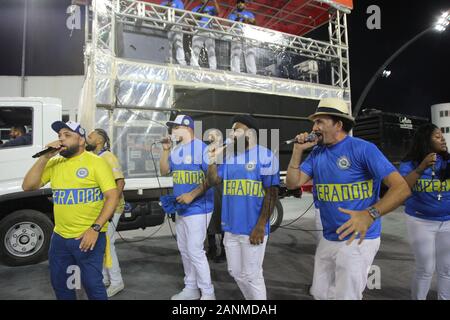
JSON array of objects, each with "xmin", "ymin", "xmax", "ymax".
[{"xmin": 308, "ymin": 98, "xmax": 355, "ymax": 123}]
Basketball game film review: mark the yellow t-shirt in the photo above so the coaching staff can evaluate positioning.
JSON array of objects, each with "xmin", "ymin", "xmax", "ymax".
[
  {"xmin": 41, "ymin": 151, "xmax": 117, "ymax": 238},
  {"xmin": 100, "ymin": 150, "xmax": 125, "ymax": 213}
]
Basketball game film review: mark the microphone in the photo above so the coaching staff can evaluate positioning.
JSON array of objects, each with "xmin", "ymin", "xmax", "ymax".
[
  {"xmin": 284, "ymin": 132, "xmax": 318, "ymax": 145},
  {"xmin": 431, "ymin": 153, "xmax": 437, "ymax": 178},
  {"xmin": 32, "ymin": 147, "xmax": 61, "ymax": 158},
  {"xmin": 206, "ymin": 137, "xmax": 233, "ymax": 147},
  {"xmin": 222, "ymin": 138, "xmax": 234, "ymax": 147},
  {"xmin": 159, "ymin": 136, "xmax": 179, "ymax": 144}
]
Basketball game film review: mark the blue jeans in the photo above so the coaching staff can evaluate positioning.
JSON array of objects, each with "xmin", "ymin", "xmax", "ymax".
[{"xmin": 48, "ymin": 232, "xmax": 107, "ymax": 300}]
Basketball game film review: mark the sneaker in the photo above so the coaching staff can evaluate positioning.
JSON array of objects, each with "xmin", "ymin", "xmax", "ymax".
[
  {"xmin": 200, "ymin": 293, "xmax": 216, "ymax": 300},
  {"xmin": 171, "ymin": 288, "xmax": 201, "ymax": 300},
  {"xmin": 107, "ymin": 282, "xmax": 124, "ymax": 298}
]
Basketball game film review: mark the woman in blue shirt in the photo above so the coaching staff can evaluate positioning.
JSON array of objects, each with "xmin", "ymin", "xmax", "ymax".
[{"xmin": 399, "ymin": 123, "xmax": 450, "ymax": 300}]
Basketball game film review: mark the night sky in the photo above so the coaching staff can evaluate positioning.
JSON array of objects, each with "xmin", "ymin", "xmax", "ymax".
[
  {"xmin": 0, "ymin": 0, "xmax": 449, "ymax": 119},
  {"xmin": 347, "ymin": 0, "xmax": 450, "ymax": 119}
]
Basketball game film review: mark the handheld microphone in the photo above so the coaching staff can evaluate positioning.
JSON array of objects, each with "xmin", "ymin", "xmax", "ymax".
[
  {"xmin": 284, "ymin": 132, "xmax": 318, "ymax": 145},
  {"xmin": 32, "ymin": 147, "xmax": 60, "ymax": 159},
  {"xmin": 431, "ymin": 153, "xmax": 437, "ymax": 178},
  {"xmin": 207, "ymin": 137, "xmax": 233, "ymax": 147},
  {"xmin": 222, "ymin": 138, "xmax": 234, "ymax": 147},
  {"xmin": 159, "ymin": 136, "xmax": 179, "ymax": 144}
]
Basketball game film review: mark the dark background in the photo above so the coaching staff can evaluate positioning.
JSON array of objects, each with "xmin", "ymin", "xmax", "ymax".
[{"xmin": 0, "ymin": 0, "xmax": 449, "ymax": 119}]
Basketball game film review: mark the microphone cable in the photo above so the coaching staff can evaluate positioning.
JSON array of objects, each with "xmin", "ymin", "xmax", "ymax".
[{"xmin": 109, "ymin": 142, "xmax": 170, "ymax": 244}]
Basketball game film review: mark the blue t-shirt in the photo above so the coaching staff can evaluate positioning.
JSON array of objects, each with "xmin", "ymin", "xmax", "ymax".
[
  {"xmin": 218, "ymin": 145, "xmax": 280, "ymax": 236},
  {"xmin": 160, "ymin": 0, "xmax": 184, "ymax": 10},
  {"xmin": 301, "ymin": 136, "xmax": 396, "ymax": 241},
  {"xmin": 169, "ymin": 139, "xmax": 214, "ymax": 216},
  {"xmin": 228, "ymin": 10, "xmax": 255, "ymax": 23},
  {"xmin": 192, "ymin": 5, "xmax": 218, "ymax": 28},
  {"xmin": 399, "ymin": 156, "xmax": 450, "ymax": 221}
]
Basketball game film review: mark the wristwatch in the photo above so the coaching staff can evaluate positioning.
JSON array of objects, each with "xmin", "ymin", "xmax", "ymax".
[
  {"xmin": 91, "ymin": 224, "xmax": 102, "ymax": 232},
  {"xmin": 367, "ymin": 207, "xmax": 381, "ymax": 221}
]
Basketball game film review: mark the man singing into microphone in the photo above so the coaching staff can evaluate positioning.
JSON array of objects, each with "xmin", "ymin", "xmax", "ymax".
[
  {"xmin": 207, "ymin": 115, "xmax": 279, "ymax": 300},
  {"xmin": 285, "ymin": 98, "xmax": 411, "ymax": 300},
  {"xmin": 22, "ymin": 121, "xmax": 119, "ymax": 300},
  {"xmin": 159, "ymin": 114, "xmax": 216, "ymax": 300}
]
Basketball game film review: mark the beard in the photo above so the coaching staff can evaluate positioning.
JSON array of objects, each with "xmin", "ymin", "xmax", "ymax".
[
  {"xmin": 232, "ymin": 136, "xmax": 249, "ymax": 155},
  {"xmin": 60, "ymin": 144, "xmax": 80, "ymax": 158},
  {"xmin": 85, "ymin": 143, "xmax": 96, "ymax": 152}
]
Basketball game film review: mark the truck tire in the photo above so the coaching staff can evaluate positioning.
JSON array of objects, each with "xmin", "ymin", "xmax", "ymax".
[
  {"xmin": 270, "ymin": 200, "xmax": 284, "ymax": 233},
  {"xmin": 0, "ymin": 210, "xmax": 54, "ymax": 266}
]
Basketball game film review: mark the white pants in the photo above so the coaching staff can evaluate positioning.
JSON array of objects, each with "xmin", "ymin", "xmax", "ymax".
[
  {"xmin": 406, "ymin": 215, "xmax": 450, "ymax": 300},
  {"xmin": 191, "ymin": 32, "xmax": 217, "ymax": 69},
  {"xmin": 311, "ymin": 237, "xmax": 380, "ymax": 300},
  {"xmin": 168, "ymin": 28, "xmax": 186, "ymax": 65},
  {"xmin": 102, "ymin": 213, "xmax": 123, "ymax": 286},
  {"xmin": 314, "ymin": 208, "xmax": 323, "ymax": 243},
  {"xmin": 176, "ymin": 213, "xmax": 214, "ymax": 295},
  {"xmin": 224, "ymin": 232, "xmax": 268, "ymax": 300},
  {"xmin": 230, "ymin": 40, "xmax": 257, "ymax": 75}
]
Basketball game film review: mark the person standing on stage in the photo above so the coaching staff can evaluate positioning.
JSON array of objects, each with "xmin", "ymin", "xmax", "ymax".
[
  {"xmin": 207, "ymin": 115, "xmax": 280, "ymax": 300},
  {"xmin": 399, "ymin": 123, "xmax": 450, "ymax": 300},
  {"xmin": 285, "ymin": 98, "xmax": 411, "ymax": 300}
]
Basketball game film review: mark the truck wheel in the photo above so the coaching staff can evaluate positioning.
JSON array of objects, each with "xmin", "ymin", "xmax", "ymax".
[
  {"xmin": 270, "ymin": 200, "xmax": 284, "ymax": 233},
  {"xmin": 0, "ymin": 210, "xmax": 54, "ymax": 266}
]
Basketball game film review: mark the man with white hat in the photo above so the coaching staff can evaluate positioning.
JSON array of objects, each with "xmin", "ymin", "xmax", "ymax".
[
  {"xmin": 159, "ymin": 114, "xmax": 216, "ymax": 300},
  {"xmin": 285, "ymin": 98, "xmax": 411, "ymax": 300}
]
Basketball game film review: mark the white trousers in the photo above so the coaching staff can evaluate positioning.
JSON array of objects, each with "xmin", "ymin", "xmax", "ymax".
[
  {"xmin": 191, "ymin": 32, "xmax": 217, "ymax": 69},
  {"xmin": 314, "ymin": 208, "xmax": 323, "ymax": 243},
  {"xmin": 176, "ymin": 213, "xmax": 214, "ymax": 295},
  {"xmin": 168, "ymin": 27, "xmax": 186, "ymax": 66},
  {"xmin": 230, "ymin": 40, "xmax": 256, "ymax": 74},
  {"xmin": 102, "ymin": 213, "xmax": 123, "ymax": 286},
  {"xmin": 311, "ymin": 237, "xmax": 380, "ymax": 300},
  {"xmin": 224, "ymin": 232, "xmax": 268, "ymax": 300},
  {"xmin": 406, "ymin": 215, "xmax": 450, "ymax": 300}
]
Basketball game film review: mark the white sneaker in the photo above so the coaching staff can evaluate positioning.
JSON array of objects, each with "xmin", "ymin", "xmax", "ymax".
[
  {"xmin": 171, "ymin": 288, "xmax": 200, "ymax": 300},
  {"xmin": 107, "ymin": 282, "xmax": 124, "ymax": 298},
  {"xmin": 200, "ymin": 293, "xmax": 216, "ymax": 300}
]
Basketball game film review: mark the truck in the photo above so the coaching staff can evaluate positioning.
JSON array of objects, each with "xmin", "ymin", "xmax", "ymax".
[
  {"xmin": 0, "ymin": 0, "xmax": 354, "ymax": 266},
  {"xmin": 0, "ymin": 96, "xmax": 288, "ymax": 266}
]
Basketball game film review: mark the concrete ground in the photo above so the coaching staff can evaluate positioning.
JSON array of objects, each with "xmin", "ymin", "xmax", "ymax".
[{"xmin": 0, "ymin": 194, "xmax": 439, "ymax": 300}]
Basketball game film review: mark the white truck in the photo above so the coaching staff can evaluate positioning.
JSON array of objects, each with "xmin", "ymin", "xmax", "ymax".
[{"xmin": 0, "ymin": 97, "xmax": 285, "ymax": 266}]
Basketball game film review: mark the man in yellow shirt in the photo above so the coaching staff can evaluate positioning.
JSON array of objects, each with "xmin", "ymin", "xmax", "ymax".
[
  {"xmin": 22, "ymin": 121, "xmax": 119, "ymax": 300},
  {"xmin": 86, "ymin": 128, "xmax": 125, "ymax": 298}
]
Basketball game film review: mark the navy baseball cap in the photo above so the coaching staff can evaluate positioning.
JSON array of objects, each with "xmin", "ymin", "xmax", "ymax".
[
  {"xmin": 166, "ymin": 115, "xmax": 195, "ymax": 130},
  {"xmin": 51, "ymin": 121, "xmax": 86, "ymax": 137}
]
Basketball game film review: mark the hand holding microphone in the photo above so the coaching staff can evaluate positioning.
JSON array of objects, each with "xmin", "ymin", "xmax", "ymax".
[
  {"xmin": 418, "ymin": 153, "xmax": 437, "ymax": 176},
  {"xmin": 160, "ymin": 135, "xmax": 179, "ymax": 151},
  {"xmin": 32, "ymin": 140, "xmax": 63, "ymax": 159},
  {"xmin": 284, "ymin": 132, "xmax": 318, "ymax": 145},
  {"xmin": 208, "ymin": 138, "xmax": 233, "ymax": 165},
  {"xmin": 288, "ymin": 132, "xmax": 319, "ymax": 152}
]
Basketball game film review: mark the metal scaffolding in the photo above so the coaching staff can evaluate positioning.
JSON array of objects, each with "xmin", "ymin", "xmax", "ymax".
[
  {"xmin": 87, "ymin": 0, "xmax": 352, "ymax": 109},
  {"xmin": 328, "ymin": 9, "xmax": 351, "ymax": 101}
]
